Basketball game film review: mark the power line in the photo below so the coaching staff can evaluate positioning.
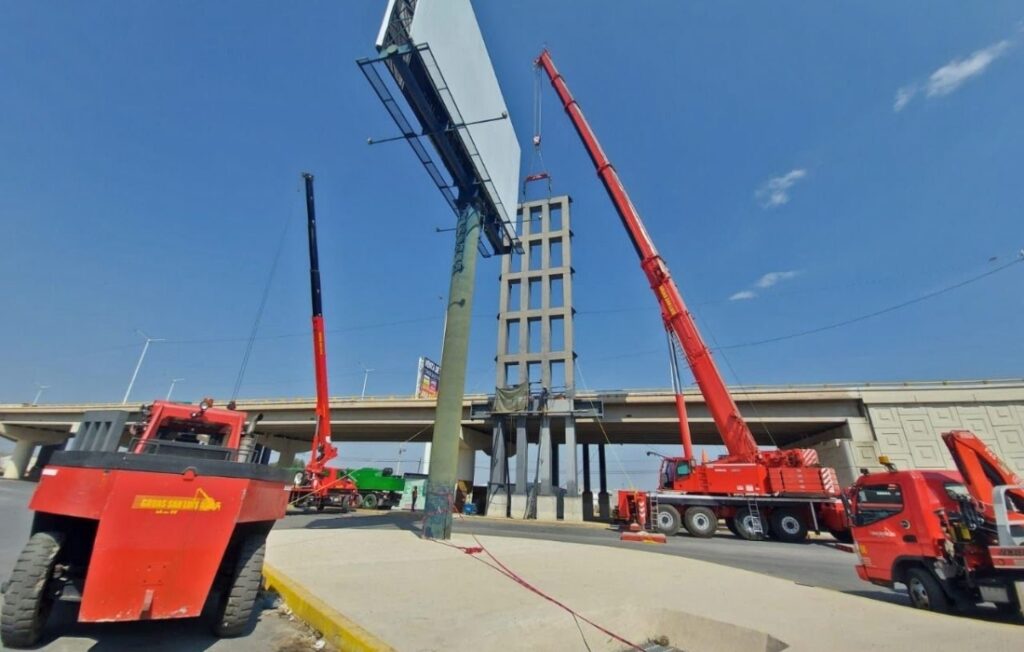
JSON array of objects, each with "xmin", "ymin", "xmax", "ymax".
[{"xmin": 717, "ymin": 253, "xmax": 1023, "ymax": 351}]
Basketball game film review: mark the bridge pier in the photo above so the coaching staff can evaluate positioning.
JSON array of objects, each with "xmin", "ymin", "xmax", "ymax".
[
  {"xmin": 597, "ymin": 443, "xmax": 610, "ymax": 520},
  {"xmin": 3, "ymin": 440, "xmax": 35, "ymax": 480},
  {"xmin": 581, "ymin": 443, "xmax": 594, "ymax": 520}
]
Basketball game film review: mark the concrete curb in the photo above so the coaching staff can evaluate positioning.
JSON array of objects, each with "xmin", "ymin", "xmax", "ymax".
[{"xmin": 262, "ymin": 562, "xmax": 395, "ymax": 652}]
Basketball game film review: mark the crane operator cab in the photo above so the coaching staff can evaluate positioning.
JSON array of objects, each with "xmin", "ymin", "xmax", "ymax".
[{"xmin": 661, "ymin": 458, "xmax": 691, "ymax": 489}]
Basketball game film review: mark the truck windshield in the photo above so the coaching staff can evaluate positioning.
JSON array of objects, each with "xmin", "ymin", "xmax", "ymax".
[{"xmin": 855, "ymin": 484, "xmax": 904, "ymax": 526}]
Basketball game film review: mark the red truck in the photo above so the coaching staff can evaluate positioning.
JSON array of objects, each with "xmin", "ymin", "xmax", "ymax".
[
  {"xmin": 849, "ymin": 430, "xmax": 1024, "ymax": 616},
  {"xmin": 535, "ymin": 49, "xmax": 849, "ymax": 543}
]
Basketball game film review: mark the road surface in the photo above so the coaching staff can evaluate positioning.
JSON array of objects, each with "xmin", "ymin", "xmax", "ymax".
[{"xmin": 279, "ymin": 507, "xmax": 903, "ymax": 603}]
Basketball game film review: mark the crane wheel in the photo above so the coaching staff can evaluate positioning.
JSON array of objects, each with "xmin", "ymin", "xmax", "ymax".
[
  {"xmin": 1, "ymin": 531, "xmax": 64, "ymax": 649},
  {"xmin": 724, "ymin": 517, "xmax": 740, "ymax": 538},
  {"xmin": 654, "ymin": 505, "xmax": 682, "ymax": 536},
  {"xmin": 905, "ymin": 567, "xmax": 950, "ymax": 613},
  {"xmin": 768, "ymin": 508, "xmax": 808, "ymax": 543},
  {"xmin": 734, "ymin": 508, "xmax": 766, "ymax": 541},
  {"xmin": 362, "ymin": 492, "xmax": 379, "ymax": 510},
  {"xmin": 683, "ymin": 507, "xmax": 718, "ymax": 538},
  {"xmin": 212, "ymin": 533, "xmax": 267, "ymax": 637}
]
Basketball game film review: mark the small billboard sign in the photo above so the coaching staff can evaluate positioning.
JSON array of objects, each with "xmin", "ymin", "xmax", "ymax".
[{"xmin": 416, "ymin": 357, "xmax": 441, "ymax": 398}]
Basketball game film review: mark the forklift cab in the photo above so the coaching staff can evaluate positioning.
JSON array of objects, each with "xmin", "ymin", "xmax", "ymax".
[{"xmin": 661, "ymin": 458, "xmax": 691, "ymax": 489}]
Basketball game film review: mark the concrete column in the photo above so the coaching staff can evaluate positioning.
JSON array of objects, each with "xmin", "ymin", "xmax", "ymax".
[
  {"xmin": 551, "ymin": 437, "xmax": 559, "ymax": 488},
  {"xmin": 538, "ymin": 414, "xmax": 552, "ymax": 495},
  {"xmin": 515, "ymin": 416, "xmax": 527, "ymax": 495},
  {"xmin": 581, "ymin": 443, "xmax": 594, "ymax": 520},
  {"xmin": 456, "ymin": 440, "xmax": 475, "ymax": 484},
  {"xmin": 564, "ymin": 416, "xmax": 577, "ymax": 495},
  {"xmin": 274, "ymin": 440, "xmax": 306, "ymax": 468},
  {"xmin": 598, "ymin": 443, "xmax": 610, "ymax": 520},
  {"xmin": 425, "ymin": 201, "xmax": 483, "ymax": 540},
  {"xmin": 420, "ymin": 442, "xmax": 432, "ymax": 474},
  {"xmin": 3, "ymin": 440, "xmax": 35, "ymax": 480},
  {"xmin": 489, "ymin": 418, "xmax": 507, "ymax": 487}
]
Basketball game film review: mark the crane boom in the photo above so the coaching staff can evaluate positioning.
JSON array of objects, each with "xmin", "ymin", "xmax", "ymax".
[
  {"xmin": 303, "ymin": 172, "xmax": 338, "ymax": 476},
  {"xmin": 535, "ymin": 49, "xmax": 759, "ymax": 462}
]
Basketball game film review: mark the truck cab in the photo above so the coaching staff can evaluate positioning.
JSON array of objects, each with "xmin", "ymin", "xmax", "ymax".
[{"xmin": 850, "ymin": 437, "xmax": 1024, "ymax": 617}]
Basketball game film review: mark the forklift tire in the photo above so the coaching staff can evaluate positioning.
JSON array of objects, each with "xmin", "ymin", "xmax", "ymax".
[
  {"xmin": 683, "ymin": 507, "xmax": 718, "ymax": 538},
  {"xmin": 213, "ymin": 534, "xmax": 266, "ymax": 637},
  {"xmin": 1, "ymin": 531, "xmax": 64, "ymax": 649},
  {"xmin": 769, "ymin": 508, "xmax": 808, "ymax": 543},
  {"xmin": 734, "ymin": 508, "xmax": 766, "ymax": 541},
  {"xmin": 905, "ymin": 567, "xmax": 950, "ymax": 613},
  {"xmin": 654, "ymin": 505, "xmax": 682, "ymax": 536},
  {"xmin": 362, "ymin": 492, "xmax": 379, "ymax": 510}
]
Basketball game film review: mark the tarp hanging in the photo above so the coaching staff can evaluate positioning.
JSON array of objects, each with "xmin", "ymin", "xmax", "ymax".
[{"xmin": 493, "ymin": 383, "xmax": 529, "ymax": 413}]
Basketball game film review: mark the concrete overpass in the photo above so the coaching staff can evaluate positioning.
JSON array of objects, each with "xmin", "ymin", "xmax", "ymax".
[{"xmin": 3, "ymin": 379, "xmax": 1023, "ymax": 486}]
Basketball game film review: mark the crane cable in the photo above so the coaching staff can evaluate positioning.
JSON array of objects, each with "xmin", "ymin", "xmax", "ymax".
[{"xmin": 522, "ymin": 64, "xmax": 552, "ymax": 196}]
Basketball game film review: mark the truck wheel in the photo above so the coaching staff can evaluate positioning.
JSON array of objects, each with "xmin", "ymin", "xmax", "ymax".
[
  {"xmin": 352, "ymin": 493, "xmax": 364, "ymax": 508},
  {"xmin": 725, "ymin": 517, "xmax": 740, "ymax": 537},
  {"xmin": 654, "ymin": 505, "xmax": 682, "ymax": 536},
  {"xmin": 362, "ymin": 492, "xmax": 379, "ymax": 510},
  {"xmin": 1, "ymin": 531, "xmax": 64, "ymax": 649},
  {"xmin": 906, "ymin": 567, "xmax": 950, "ymax": 613},
  {"xmin": 213, "ymin": 534, "xmax": 266, "ymax": 637},
  {"xmin": 683, "ymin": 507, "xmax": 718, "ymax": 538},
  {"xmin": 769, "ymin": 508, "xmax": 808, "ymax": 543},
  {"xmin": 734, "ymin": 508, "xmax": 766, "ymax": 541}
]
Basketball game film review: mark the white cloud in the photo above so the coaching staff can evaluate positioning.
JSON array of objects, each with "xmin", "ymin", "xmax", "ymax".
[
  {"xmin": 893, "ymin": 39, "xmax": 1013, "ymax": 112},
  {"xmin": 730, "ymin": 270, "xmax": 800, "ymax": 301},
  {"xmin": 755, "ymin": 169, "xmax": 807, "ymax": 208},
  {"xmin": 755, "ymin": 270, "xmax": 800, "ymax": 289}
]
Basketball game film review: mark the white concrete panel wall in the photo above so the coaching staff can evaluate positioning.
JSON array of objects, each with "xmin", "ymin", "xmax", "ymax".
[{"xmin": 867, "ymin": 403, "xmax": 1024, "ymax": 475}]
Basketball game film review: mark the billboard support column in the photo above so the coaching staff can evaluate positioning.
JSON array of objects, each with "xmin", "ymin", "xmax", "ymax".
[{"xmin": 423, "ymin": 198, "xmax": 482, "ymax": 540}]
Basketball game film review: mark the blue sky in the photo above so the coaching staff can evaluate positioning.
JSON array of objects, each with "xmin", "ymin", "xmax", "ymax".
[{"xmin": 2, "ymin": 2, "xmax": 1022, "ymax": 480}]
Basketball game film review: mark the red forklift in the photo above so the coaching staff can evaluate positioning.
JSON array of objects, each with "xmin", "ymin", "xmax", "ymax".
[
  {"xmin": 535, "ymin": 50, "xmax": 848, "ymax": 542},
  {"xmin": 849, "ymin": 430, "xmax": 1024, "ymax": 617},
  {"xmin": 0, "ymin": 398, "xmax": 291, "ymax": 648}
]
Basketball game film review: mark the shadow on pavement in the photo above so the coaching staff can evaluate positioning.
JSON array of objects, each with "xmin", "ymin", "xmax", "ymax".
[{"xmin": 300, "ymin": 510, "xmax": 423, "ymax": 533}]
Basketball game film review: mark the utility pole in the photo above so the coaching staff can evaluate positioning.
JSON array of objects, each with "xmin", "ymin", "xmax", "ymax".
[
  {"xmin": 122, "ymin": 330, "xmax": 165, "ymax": 405},
  {"xmin": 31, "ymin": 384, "xmax": 50, "ymax": 406},
  {"xmin": 396, "ymin": 445, "xmax": 407, "ymax": 476},
  {"xmin": 423, "ymin": 196, "xmax": 483, "ymax": 539},
  {"xmin": 166, "ymin": 378, "xmax": 185, "ymax": 401},
  {"xmin": 360, "ymin": 365, "xmax": 375, "ymax": 399}
]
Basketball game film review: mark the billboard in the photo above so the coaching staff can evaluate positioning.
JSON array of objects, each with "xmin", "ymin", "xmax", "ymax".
[
  {"xmin": 375, "ymin": 0, "xmax": 521, "ymax": 246},
  {"xmin": 416, "ymin": 356, "xmax": 441, "ymax": 398}
]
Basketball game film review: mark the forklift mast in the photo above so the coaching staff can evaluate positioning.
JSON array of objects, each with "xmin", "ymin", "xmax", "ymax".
[{"xmin": 535, "ymin": 49, "xmax": 758, "ymax": 463}]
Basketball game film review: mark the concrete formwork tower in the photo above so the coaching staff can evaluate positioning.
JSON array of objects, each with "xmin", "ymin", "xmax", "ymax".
[{"xmin": 489, "ymin": 195, "xmax": 580, "ymax": 520}]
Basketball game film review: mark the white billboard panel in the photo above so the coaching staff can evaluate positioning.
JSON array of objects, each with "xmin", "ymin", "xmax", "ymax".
[{"xmin": 379, "ymin": 0, "xmax": 521, "ymax": 242}]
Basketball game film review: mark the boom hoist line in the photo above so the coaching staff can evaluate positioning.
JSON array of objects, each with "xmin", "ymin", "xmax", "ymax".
[
  {"xmin": 522, "ymin": 64, "xmax": 553, "ymax": 196},
  {"xmin": 535, "ymin": 49, "xmax": 759, "ymax": 464}
]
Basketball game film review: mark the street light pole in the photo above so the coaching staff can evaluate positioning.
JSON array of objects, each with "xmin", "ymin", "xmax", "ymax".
[
  {"xmin": 166, "ymin": 378, "xmax": 185, "ymax": 401},
  {"xmin": 360, "ymin": 365, "xmax": 375, "ymax": 399},
  {"xmin": 122, "ymin": 330, "xmax": 165, "ymax": 405},
  {"xmin": 31, "ymin": 384, "xmax": 50, "ymax": 406},
  {"xmin": 396, "ymin": 445, "xmax": 407, "ymax": 476}
]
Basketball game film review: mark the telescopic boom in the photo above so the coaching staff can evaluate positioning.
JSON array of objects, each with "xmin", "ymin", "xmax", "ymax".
[
  {"xmin": 535, "ymin": 50, "xmax": 759, "ymax": 462},
  {"xmin": 302, "ymin": 173, "xmax": 338, "ymax": 476}
]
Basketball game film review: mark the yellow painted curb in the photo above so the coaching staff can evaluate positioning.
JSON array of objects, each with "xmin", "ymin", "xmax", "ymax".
[{"xmin": 262, "ymin": 562, "xmax": 395, "ymax": 652}]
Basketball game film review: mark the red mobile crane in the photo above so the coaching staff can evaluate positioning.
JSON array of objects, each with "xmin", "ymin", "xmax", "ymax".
[
  {"xmin": 536, "ymin": 50, "xmax": 847, "ymax": 542},
  {"xmin": 289, "ymin": 173, "xmax": 358, "ymax": 512},
  {"xmin": 849, "ymin": 431, "xmax": 1024, "ymax": 616}
]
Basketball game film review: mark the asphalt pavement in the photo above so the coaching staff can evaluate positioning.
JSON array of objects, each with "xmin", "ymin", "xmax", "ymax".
[
  {"xmin": 279, "ymin": 508, "xmax": 902, "ymax": 602},
  {"xmin": 0, "ymin": 481, "xmax": 315, "ymax": 652}
]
